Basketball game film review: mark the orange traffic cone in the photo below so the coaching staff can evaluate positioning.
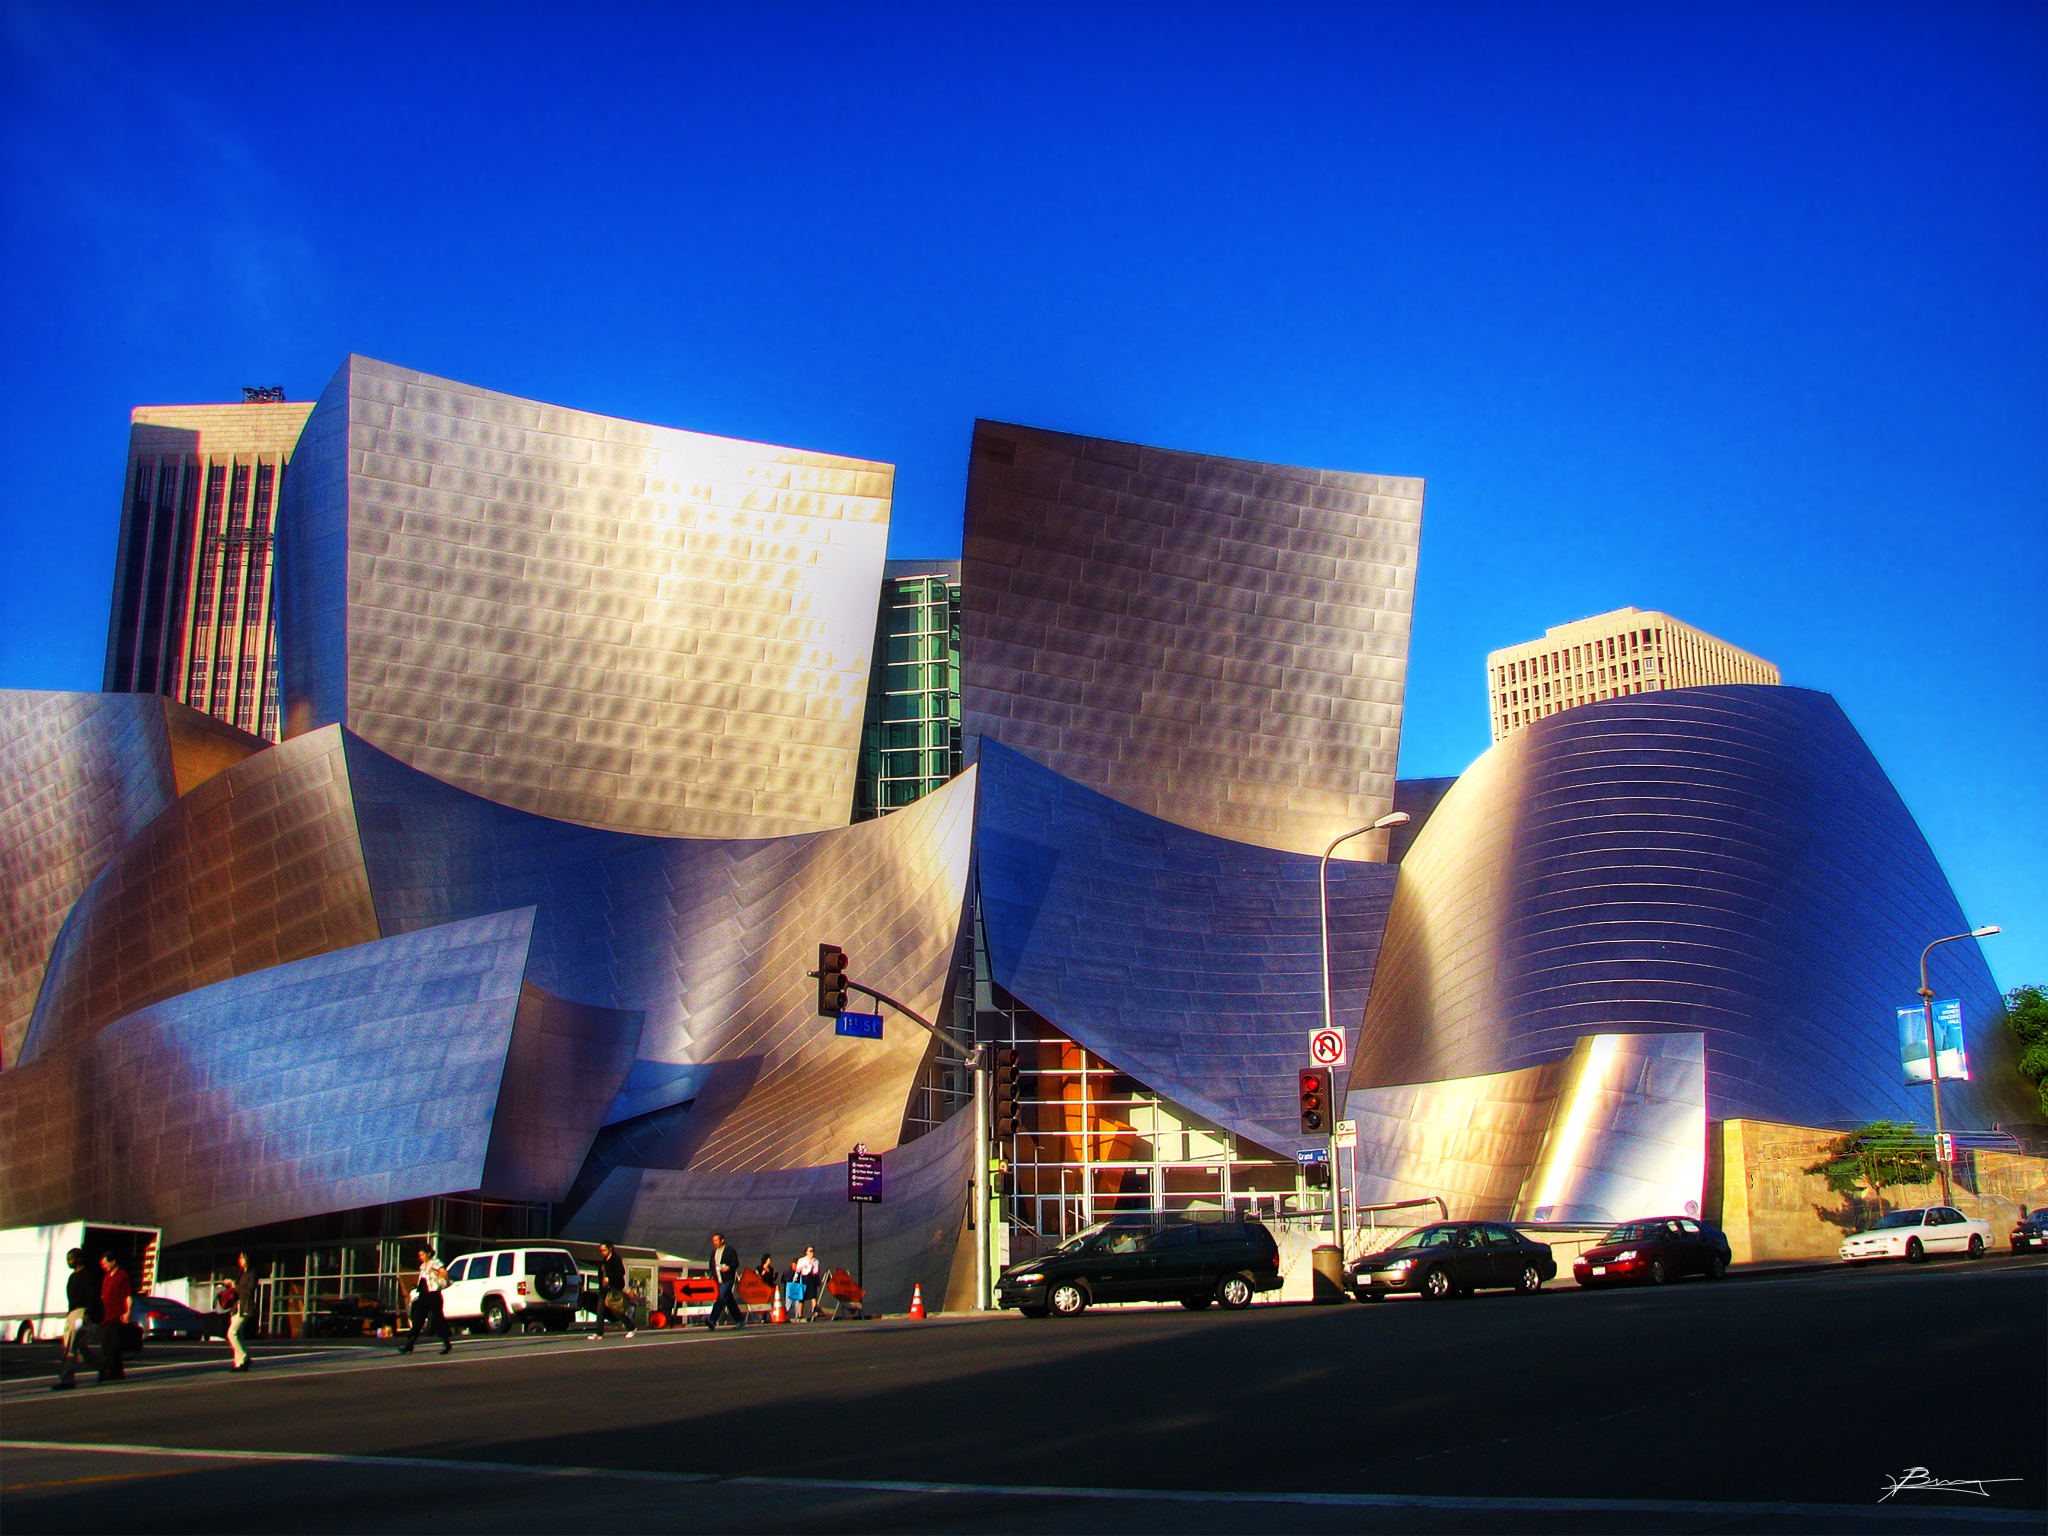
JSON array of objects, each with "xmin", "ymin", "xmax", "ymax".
[
  {"xmin": 771, "ymin": 1289, "xmax": 787, "ymax": 1325},
  {"xmin": 909, "ymin": 1283, "xmax": 925, "ymax": 1319}
]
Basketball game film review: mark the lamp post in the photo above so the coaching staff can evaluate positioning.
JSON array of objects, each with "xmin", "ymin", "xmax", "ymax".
[
  {"xmin": 1917, "ymin": 925, "xmax": 2000, "ymax": 1205},
  {"xmin": 1320, "ymin": 810, "xmax": 1409, "ymax": 1260}
]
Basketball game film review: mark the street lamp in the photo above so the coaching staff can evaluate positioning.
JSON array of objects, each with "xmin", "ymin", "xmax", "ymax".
[
  {"xmin": 1320, "ymin": 810, "xmax": 1410, "ymax": 1259},
  {"xmin": 1918, "ymin": 925, "xmax": 2000, "ymax": 1204}
]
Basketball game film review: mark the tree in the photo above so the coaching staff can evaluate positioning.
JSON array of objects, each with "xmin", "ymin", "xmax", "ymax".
[
  {"xmin": 2004, "ymin": 985, "xmax": 2048, "ymax": 1118},
  {"xmin": 1804, "ymin": 1121, "xmax": 1936, "ymax": 1213}
]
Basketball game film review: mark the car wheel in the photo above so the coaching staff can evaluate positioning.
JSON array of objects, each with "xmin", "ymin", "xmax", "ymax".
[
  {"xmin": 1905, "ymin": 1237, "xmax": 1926, "ymax": 1263},
  {"xmin": 13, "ymin": 1320, "xmax": 32, "ymax": 1344},
  {"xmin": 1420, "ymin": 1266, "xmax": 1454, "ymax": 1301},
  {"xmin": 1017, "ymin": 1305, "xmax": 1049, "ymax": 1319},
  {"xmin": 481, "ymin": 1297, "xmax": 512, "ymax": 1334},
  {"xmin": 1217, "ymin": 1275, "xmax": 1255, "ymax": 1310},
  {"xmin": 1179, "ymin": 1294, "xmax": 1213, "ymax": 1310},
  {"xmin": 1967, "ymin": 1235, "xmax": 1984, "ymax": 1260},
  {"xmin": 1647, "ymin": 1258, "xmax": 1668, "ymax": 1285},
  {"xmin": 1514, "ymin": 1263, "xmax": 1542, "ymax": 1295},
  {"xmin": 1048, "ymin": 1282, "xmax": 1088, "ymax": 1317},
  {"xmin": 1705, "ymin": 1254, "xmax": 1728, "ymax": 1281}
]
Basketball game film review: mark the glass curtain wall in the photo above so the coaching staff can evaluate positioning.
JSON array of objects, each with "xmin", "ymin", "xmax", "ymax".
[
  {"xmin": 970, "ymin": 924, "xmax": 1311, "ymax": 1245},
  {"xmin": 854, "ymin": 569, "xmax": 962, "ymax": 819}
]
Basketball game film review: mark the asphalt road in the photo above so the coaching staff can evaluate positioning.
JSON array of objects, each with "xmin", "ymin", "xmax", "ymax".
[{"xmin": 3, "ymin": 1256, "xmax": 2042, "ymax": 1535}]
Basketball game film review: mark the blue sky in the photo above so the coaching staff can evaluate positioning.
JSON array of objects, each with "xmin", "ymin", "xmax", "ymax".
[{"xmin": 2, "ymin": 1, "xmax": 2041, "ymax": 990}]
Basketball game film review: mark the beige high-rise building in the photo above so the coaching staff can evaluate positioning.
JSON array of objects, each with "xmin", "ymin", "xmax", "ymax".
[
  {"xmin": 1487, "ymin": 607, "xmax": 1780, "ymax": 742},
  {"xmin": 104, "ymin": 393, "xmax": 314, "ymax": 740}
]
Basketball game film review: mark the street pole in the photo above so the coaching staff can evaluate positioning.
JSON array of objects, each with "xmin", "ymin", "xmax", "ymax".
[
  {"xmin": 1917, "ymin": 925, "xmax": 2000, "ymax": 1207},
  {"xmin": 971, "ymin": 1042, "xmax": 989, "ymax": 1311},
  {"xmin": 1319, "ymin": 810, "xmax": 1408, "ymax": 1261}
]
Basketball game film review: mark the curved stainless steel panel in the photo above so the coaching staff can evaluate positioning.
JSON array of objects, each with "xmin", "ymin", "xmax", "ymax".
[
  {"xmin": 341, "ymin": 731, "xmax": 976, "ymax": 1169},
  {"xmin": 1339, "ymin": 1032, "xmax": 1707, "ymax": 1225},
  {"xmin": 478, "ymin": 983, "xmax": 644, "ymax": 1203},
  {"xmin": 0, "ymin": 910, "xmax": 536, "ymax": 1243},
  {"xmin": 20, "ymin": 725, "xmax": 380, "ymax": 1064},
  {"xmin": 0, "ymin": 692, "xmax": 265, "ymax": 1067},
  {"xmin": 961, "ymin": 421, "xmax": 1422, "ymax": 858},
  {"xmin": 976, "ymin": 740, "xmax": 1397, "ymax": 1154},
  {"xmin": 1358, "ymin": 686, "xmax": 2027, "ymax": 1129},
  {"xmin": 276, "ymin": 355, "xmax": 893, "ymax": 839},
  {"xmin": 562, "ymin": 1095, "xmax": 976, "ymax": 1315}
]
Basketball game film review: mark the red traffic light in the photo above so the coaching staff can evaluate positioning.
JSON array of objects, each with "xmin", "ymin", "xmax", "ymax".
[{"xmin": 1298, "ymin": 1066, "xmax": 1332, "ymax": 1134}]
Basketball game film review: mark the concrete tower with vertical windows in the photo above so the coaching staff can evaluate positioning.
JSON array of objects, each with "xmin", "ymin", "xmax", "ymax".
[
  {"xmin": 1486, "ymin": 607, "xmax": 1779, "ymax": 742},
  {"xmin": 103, "ymin": 393, "xmax": 314, "ymax": 741}
]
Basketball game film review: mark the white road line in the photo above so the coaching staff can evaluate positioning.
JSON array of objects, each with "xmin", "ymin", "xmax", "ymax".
[{"xmin": 0, "ymin": 1441, "xmax": 2037, "ymax": 1525}]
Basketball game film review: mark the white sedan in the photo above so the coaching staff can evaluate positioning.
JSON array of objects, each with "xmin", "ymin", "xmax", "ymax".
[{"xmin": 1839, "ymin": 1206, "xmax": 1994, "ymax": 1265}]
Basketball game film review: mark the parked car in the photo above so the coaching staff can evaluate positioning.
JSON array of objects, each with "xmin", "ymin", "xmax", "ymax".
[
  {"xmin": 442, "ymin": 1247, "xmax": 588, "ymax": 1334},
  {"xmin": 996, "ymin": 1219, "xmax": 1282, "ymax": 1317},
  {"xmin": 132, "ymin": 1294, "xmax": 225, "ymax": 1341},
  {"xmin": 2009, "ymin": 1207, "xmax": 2048, "ymax": 1254},
  {"xmin": 1572, "ymin": 1216, "xmax": 1731, "ymax": 1287},
  {"xmin": 1839, "ymin": 1207, "xmax": 1993, "ymax": 1265},
  {"xmin": 1349, "ymin": 1221, "xmax": 1555, "ymax": 1300}
]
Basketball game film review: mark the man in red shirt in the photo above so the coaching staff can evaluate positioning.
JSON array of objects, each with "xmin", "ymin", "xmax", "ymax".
[{"xmin": 97, "ymin": 1252, "xmax": 133, "ymax": 1383}]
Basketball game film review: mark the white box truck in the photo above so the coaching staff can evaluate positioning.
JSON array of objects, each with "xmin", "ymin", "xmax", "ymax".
[{"xmin": 1, "ymin": 1222, "xmax": 161, "ymax": 1343}]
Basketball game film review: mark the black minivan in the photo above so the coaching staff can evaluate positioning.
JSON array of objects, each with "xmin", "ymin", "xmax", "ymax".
[{"xmin": 996, "ymin": 1219, "xmax": 1283, "ymax": 1317}]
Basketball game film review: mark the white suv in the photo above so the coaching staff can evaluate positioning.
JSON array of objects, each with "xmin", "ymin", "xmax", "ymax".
[{"xmin": 442, "ymin": 1247, "xmax": 588, "ymax": 1334}]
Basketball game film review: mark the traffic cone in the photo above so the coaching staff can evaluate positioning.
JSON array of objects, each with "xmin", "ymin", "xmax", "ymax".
[
  {"xmin": 909, "ymin": 1283, "xmax": 925, "ymax": 1319},
  {"xmin": 771, "ymin": 1289, "xmax": 787, "ymax": 1325}
]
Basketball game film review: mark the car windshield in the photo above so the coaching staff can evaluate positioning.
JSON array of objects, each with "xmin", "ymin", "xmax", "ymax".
[
  {"xmin": 1870, "ymin": 1210, "xmax": 1926, "ymax": 1230},
  {"xmin": 1369, "ymin": 1225, "xmax": 1452, "ymax": 1252},
  {"xmin": 1053, "ymin": 1222, "xmax": 1119, "ymax": 1254},
  {"xmin": 2030, "ymin": 1209, "xmax": 2048, "ymax": 1223},
  {"xmin": 1599, "ymin": 1221, "xmax": 1667, "ymax": 1243}
]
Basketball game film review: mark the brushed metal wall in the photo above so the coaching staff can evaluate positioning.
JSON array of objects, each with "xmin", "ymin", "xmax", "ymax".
[
  {"xmin": 0, "ymin": 692, "xmax": 264, "ymax": 1068},
  {"xmin": 1340, "ymin": 1031, "xmax": 1708, "ymax": 1226},
  {"xmin": 961, "ymin": 421, "xmax": 1422, "ymax": 859},
  {"xmin": 976, "ymin": 739, "xmax": 1397, "ymax": 1156},
  {"xmin": 1357, "ymin": 686, "xmax": 2027, "ymax": 1130},
  {"xmin": 0, "ymin": 911, "xmax": 537, "ymax": 1243},
  {"xmin": 340, "ymin": 730, "xmax": 977, "ymax": 1169},
  {"xmin": 276, "ymin": 354, "xmax": 894, "ymax": 839},
  {"xmin": 20, "ymin": 725, "xmax": 381, "ymax": 1065}
]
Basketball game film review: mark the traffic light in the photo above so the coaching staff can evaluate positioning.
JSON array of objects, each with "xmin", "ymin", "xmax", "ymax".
[
  {"xmin": 1298, "ymin": 1066, "xmax": 1332, "ymax": 1134},
  {"xmin": 816, "ymin": 943, "xmax": 849, "ymax": 1016},
  {"xmin": 991, "ymin": 1048, "xmax": 1020, "ymax": 1139}
]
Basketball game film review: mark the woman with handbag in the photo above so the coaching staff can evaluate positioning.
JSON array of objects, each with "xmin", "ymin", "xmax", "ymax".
[
  {"xmin": 224, "ymin": 1252, "xmax": 260, "ymax": 1372},
  {"xmin": 788, "ymin": 1245, "xmax": 822, "ymax": 1322}
]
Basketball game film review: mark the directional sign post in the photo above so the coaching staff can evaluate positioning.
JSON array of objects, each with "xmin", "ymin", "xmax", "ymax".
[
  {"xmin": 835, "ymin": 1011, "xmax": 884, "ymax": 1039},
  {"xmin": 1308, "ymin": 1028, "xmax": 1347, "ymax": 1068},
  {"xmin": 848, "ymin": 1144, "xmax": 884, "ymax": 1291},
  {"xmin": 1934, "ymin": 1132, "xmax": 1955, "ymax": 1165}
]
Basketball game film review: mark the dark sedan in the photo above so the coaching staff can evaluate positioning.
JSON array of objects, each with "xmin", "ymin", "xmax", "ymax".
[
  {"xmin": 1349, "ymin": 1221, "xmax": 1556, "ymax": 1301},
  {"xmin": 1572, "ymin": 1215, "xmax": 1731, "ymax": 1287},
  {"xmin": 2011, "ymin": 1207, "xmax": 2048, "ymax": 1254}
]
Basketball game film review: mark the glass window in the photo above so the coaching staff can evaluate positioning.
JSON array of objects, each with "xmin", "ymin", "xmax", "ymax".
[
  {"xmin": 446, "ymin": 1258, "xmax": 468, "ymax": 1280},
  {"xmin": 496, "ymin": 1253, "xmax": 515, "ymax": 1277}
]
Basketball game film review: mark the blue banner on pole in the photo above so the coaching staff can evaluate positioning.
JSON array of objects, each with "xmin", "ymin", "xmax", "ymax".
[{"xmin": 1898, "ymin": 998, "xmax": 1969, "ymax": 1084}]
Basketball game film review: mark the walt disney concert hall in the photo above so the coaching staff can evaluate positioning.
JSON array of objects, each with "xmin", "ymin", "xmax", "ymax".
[{"xmin": 0, "ymin": 356, "xmax": 2025, "ymax": 1317}]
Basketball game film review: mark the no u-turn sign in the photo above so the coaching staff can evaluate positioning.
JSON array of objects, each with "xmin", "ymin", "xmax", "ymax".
[{"xmin": 1308, "ymin": 1028, "xmax": 1347, "ymax": 1068}]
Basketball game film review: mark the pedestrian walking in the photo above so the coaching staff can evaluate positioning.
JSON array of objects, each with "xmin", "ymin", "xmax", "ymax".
[
  {"xmin": 399, "ymin": 1246, "xmax": 452, "ymax": 1355},
  {"xmin": 590, "ymin": 1242, "xmax": 634, "ymax": 1339},
  {"xmin": 225, "ymin": 1252, "xmax": 260, "ymax": 1372},
  {"xmin": 789, "ymin": 1245, "xmax": 822, "ymax": 1322},
  {"xmin": 96, "ymin": 1252, "xmax": 133, "ymax": 1382},
  {"xmin": 49, "ymin": 1249, "xmax": 98, "ymax": 1391},
  {"xmin": 703, "ymin": 1232, "xmax": 744, "ymax": 1331}
]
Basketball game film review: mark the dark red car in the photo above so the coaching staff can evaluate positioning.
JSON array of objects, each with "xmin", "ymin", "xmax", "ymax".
[{"xmin": 1572, "ymin": 1216, "xmax": 1731, "ymax": 1287}]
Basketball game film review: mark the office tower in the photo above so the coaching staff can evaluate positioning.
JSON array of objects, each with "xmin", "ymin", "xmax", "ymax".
[
  {"xmin": 103, "ymin": 393, "xmax": 315, "ymax": 740},
  {"xmin": 1486, "ymin": 606, "xmax": 1779, "ymax": 743},
  {"xmin": 854, "ymin": 559, "xmax": 962, "ymax": 820}
]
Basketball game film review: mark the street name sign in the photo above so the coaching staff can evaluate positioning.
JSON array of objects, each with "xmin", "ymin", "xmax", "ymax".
[
  {"xmin": 836, "ymin": 1011, "xmax": 884, "ymax": 1039},
  {"xmin": 1295, "ymin": 1148, "xmax": 1329, "ymax": 1165}
]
